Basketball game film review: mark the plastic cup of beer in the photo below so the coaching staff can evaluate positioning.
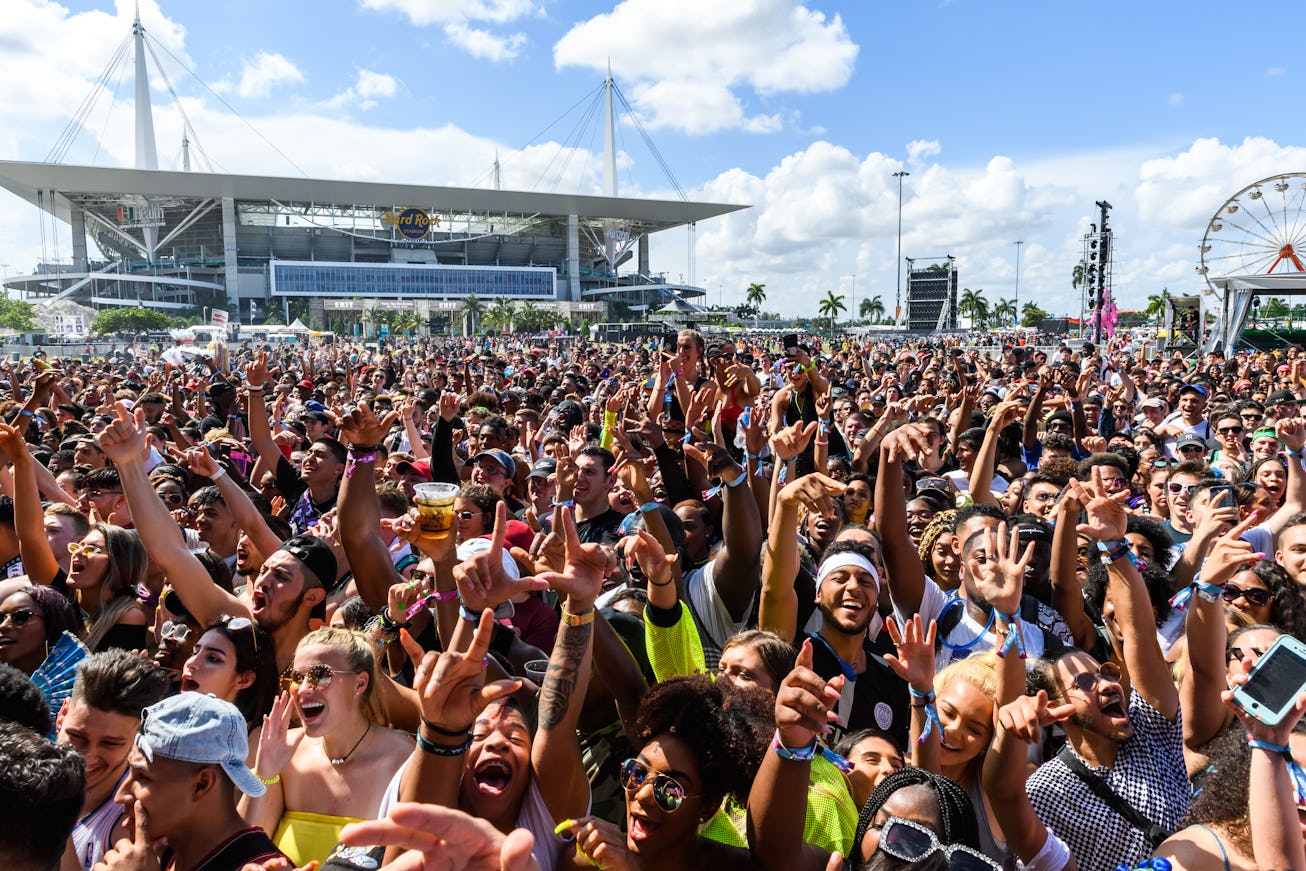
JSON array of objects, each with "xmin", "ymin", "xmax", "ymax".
[
  {"xmin": 524, "ymin": 659, "xmax": 550, "ymax": 686},
  {"xmin": 413, "ymin": 482, "xmax": 459, "ymax": 539}
]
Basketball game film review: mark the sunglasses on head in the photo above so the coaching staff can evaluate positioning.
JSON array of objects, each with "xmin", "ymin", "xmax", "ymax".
[
  {"xmin": 876, "ymin": 817, "xmax": 1000, "ymax": 870},
  {"xmin": 1221, "ymin": 584, "xmax": 1273, "ymax": 607},
  {"xmin": 0, "ymin": 609, "xmax": 38, "ymax": 629},
  {"xmin": 620, "ymin": 757, "xmax": 696, "ymax": 812},
  {"xmin": 1149, "ymin": 458, "xmax": 1177, "ymax": 468},
  {"xmin": 1063, "ymin": 660, "xmax": 1122, "ymax": 695},
  {"xmin": 284, "ymin": 663, "xmax": 359, "ymax": 691}
]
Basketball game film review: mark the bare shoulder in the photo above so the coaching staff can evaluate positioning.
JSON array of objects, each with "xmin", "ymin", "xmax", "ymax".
[{"xmin": 1155, "ymin": 825, "xmax": 1250, "ymax": 871}]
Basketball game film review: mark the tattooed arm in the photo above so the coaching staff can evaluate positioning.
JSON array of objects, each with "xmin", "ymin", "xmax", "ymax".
[{"xmin": 532, "ymin": 506, "xmax": 600, "ymax": 824}]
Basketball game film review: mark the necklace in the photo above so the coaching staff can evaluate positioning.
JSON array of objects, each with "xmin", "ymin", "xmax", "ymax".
[{"xmin": 327, "ymin": 721, "xmax": 371, "ymax": 766}]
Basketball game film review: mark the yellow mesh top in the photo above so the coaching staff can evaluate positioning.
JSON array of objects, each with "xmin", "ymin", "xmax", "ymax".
[{"xmin": 644, "ymin": 601, "xmax": 708, "ymax": 682}]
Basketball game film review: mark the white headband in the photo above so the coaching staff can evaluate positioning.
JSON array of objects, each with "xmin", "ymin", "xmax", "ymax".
[{"xmin": 816, "ymin": 553, "xmax": 879, "ymax": 589}]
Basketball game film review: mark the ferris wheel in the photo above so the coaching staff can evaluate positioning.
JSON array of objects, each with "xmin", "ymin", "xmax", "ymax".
[{"xmin": 1198, "ymin": 172, "xmax": 1306, "ymax": 293}]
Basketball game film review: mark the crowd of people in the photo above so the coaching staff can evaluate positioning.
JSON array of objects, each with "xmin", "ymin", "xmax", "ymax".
[{"xmin": 0, "ymin": 328, "xmax": 1304, "ymax": 871}]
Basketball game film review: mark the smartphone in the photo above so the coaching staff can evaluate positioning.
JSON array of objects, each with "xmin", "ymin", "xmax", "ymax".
[
  {"xmin": 782, "ymin": 334, "xmax": 799, "ymax": 356},
  {"xmin": 1208, "ymin": 483, "xmax": 1234, "ymax": 507},
  {"xmin": 1233, "ymin": 634, "xmax": 1306, "ymax": 727},
  {"xmin": 228, "ymin": 450, "xmax": 251, "ymax": 478},
  {"xmin": 662, "ymin": 334, "xmax": 677, "ymax": 353}
]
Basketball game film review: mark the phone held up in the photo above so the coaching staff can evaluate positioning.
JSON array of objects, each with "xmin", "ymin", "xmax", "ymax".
[{"xmin": 1233, "ymin": 634, "xmax": 1306, "ymax": 728}]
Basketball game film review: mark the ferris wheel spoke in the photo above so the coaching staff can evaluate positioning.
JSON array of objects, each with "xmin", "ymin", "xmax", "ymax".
[
  {"xmin": 1242, "ymin": 249, "xmax": 1283, "ymax": 275},
  {"xmin": 1241, "ymin": 200, "xmax": 1290, "ymax": 245},
  {"xmin": 1216, "ymin": 215, "xmax": 1287, "ymax": 250}
]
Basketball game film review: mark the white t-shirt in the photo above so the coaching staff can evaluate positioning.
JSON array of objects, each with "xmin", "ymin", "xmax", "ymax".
[{"xmin": 896, "ymin": 578, "xmax": 1047, "ymax": 670}]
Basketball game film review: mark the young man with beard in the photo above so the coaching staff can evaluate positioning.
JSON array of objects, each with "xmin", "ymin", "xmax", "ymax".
[
  {"xmin": 245, "ymin": 353, "xmax": 344, "ymax": 535},
  {"xmin": 97, "ymin": 405, "xmax": 334, "ymax": 672},
  {"xmin": 56, "ymin": 650, "xmax": 168, "ymax": 871},
  {"xmin": 761, "ymin": 473, "xmax": 908, "ymax": 747},
  {"xmin": 1024, "ymin": 468, "xmax": 1190, "ymax": 871},
  {"xmin": 877, "ymin": 423, "xmax": 1072, "ymax": 671}
]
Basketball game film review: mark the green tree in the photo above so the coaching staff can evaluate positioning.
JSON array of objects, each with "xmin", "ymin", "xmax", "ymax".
[
  {"xmin": 1020, "ymin": 301, "xmax": 1049, "ymax": 327},
  {"xmin": 1072, "ymin": 260, "xmax": 1086, "ymax": 291},
  {"xmin": 484, "ymin": 299, "xmax": 517, "ymax": 333},
  {"xmin": 518, "ymin": 301, "xmax": 542, "ymax": 332},
  {"xmin": 993, "ymin": 297, "xmax": 1017, "ymax": 327},
  {"xmin": 458, "ymin": 294, "xmax": 485, "ymax": 336},
  {"xmin": 91, "ymin": 307, "xmax": 175, "ymax": 335},
  {"xmin": 817, "ymin": 291, "xmax": 847, "ymax": 334},
  {"xmin": 391, "ymin": 311, "xmax": 421, "ymax": 336},
  {"xmin": 746, "ymin": 282, "xmax": 766, "ymax": 328},
  {"xmin": 0, "ymin": 299, "xmax": 37, "ymax": 333},
  {"xmin": 958, "ymin": 288, "xmax": 989, "ymax": 328},
  {"xmin": 860, "ymin": 295, "xmax": 885, "ymax": 324},
  {"xmin": 1143, "ymin": 289, "xmax": 1169, "ymax": 324}
]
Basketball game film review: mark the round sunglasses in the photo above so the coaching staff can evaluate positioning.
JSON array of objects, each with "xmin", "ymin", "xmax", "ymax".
[
  {"xmin": 620, "ymin": 757, "xmax": 697, "ymax": 812},
  {"xmin": 284, "ymin": 664, "xmax": 359, "ymax": 691},
  {"xmin": 1062, "ymin": 660, "xmax": 1122, "ymax": 695}
]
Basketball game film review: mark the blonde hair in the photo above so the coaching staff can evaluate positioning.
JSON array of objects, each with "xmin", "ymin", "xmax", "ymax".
[
  {"xmin": 934, "ymin": 651, "xmax": 998, "ymax": 701},
  {"xmin": 297, "ymin": 627, "xmax": 389, "ymax": 726}
]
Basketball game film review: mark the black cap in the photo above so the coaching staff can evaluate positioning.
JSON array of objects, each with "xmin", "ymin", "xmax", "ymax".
[{"xmin": 277, "ymin": 535, "xmax": 337, "ymax": 588}]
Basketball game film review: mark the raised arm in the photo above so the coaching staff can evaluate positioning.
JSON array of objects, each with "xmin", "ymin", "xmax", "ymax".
[
  {"xmin": 184, "ymin": 447, "xmax": 283, "ymax": 564},
  {"xmin": 1079, "ymin": 467, "xmax": 1177, "ymax": 720},
  {"xmin": 0, "ymin": 425, "xmax": 61, "ymax": 585},
  {"xmin": 99, "ymin": 404, "xmax": 249, "ymax": 625},
  {"xmin": 874, "ymin": 423, "xmax": 937, "ymax": 615},
  {"xmin": 1050, "ymin": 482, "xmax": 1097, "ymax": 650},
  {"xmin": 241, "ymin": 352, "xmax": 282, "ymax": 467},
  {"xmin": 1023, "ymin": 369, "xmax": 1050, "ymax": 453},
  {"xmin": 759, "ymin": 472, "xmax": 843, "ymax": 642},
  {"xmin": 969, "ymin": 400, "xmax": 1022, "ymax": 506},
  {"xmin": 1263, "ymin": 417, "xmax": 1306, "ymax": 535},
  {"xmin": 700, "ymin": 440, "xmax": 763, "ymax": 621},
  {"xmin": 334, "ymin": 404, "xmax": 406, "ymax": 611}
]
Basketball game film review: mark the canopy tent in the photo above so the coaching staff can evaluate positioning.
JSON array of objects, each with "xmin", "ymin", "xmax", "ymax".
[
  {"xmin": 655, "ymin": 297, "xmax": 708, "ymax": 315},
  {"xmin": 1203, "ymin": 272, "xmax": 1306, "ymax": 354}
]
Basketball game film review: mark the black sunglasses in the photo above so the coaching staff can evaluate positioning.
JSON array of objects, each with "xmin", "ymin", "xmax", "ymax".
[
  {"xmin": 1062, "ymin": 660, "xmax": 1122, "ymax": 695},
  {"xmin": 0, "ymin": 609, "xmax": 38, "ymax": 629},
  {"xmin": 1221, "ymin": 584, "xmax": 1273, "ymax": 607}
]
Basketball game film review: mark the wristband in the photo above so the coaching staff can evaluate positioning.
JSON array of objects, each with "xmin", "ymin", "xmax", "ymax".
[
  {"xmin": 993, "ymin": 610, "xmax": 1026, "ymax": 659},
  {"xmin": 1096, "ymin": 538, "xmax": 1130, "ymax": 565},
  {"xmin": 17, "ymin": 409, "xmax": 33, "ymax": 418},
  {"xmin": 256, "ymin": 772, "xmax": 281, "ymax": 786},
  {"xmin": 909, "ymin": 687, "xmax": 945, "ymax": 746},
  {"xmin": 459, "ymin": 605, "xmax": 481, "ymax": 622},
  {"xmin": 814, "ymin": 439, "xmax": 829, "ymax": 446},
  {"xmin": 724, "ymin": 470, "xmax": 748, "ymax": 489},
  {"xmin": 378, "ymin": 611, "xmax": 411, "ymax": 633},
  {"xmin": 416, "ymin": 730, "xmax": 473, "ymax": 756},
  {"xmin": 209, "ymin": 467, "xmax": 227, "ymax": 482},
  {"xmin": 638, "ymin": 501, "xmax": 660, "ymax": 514},
  {"xmin": 552, "ymin": 498, "xmax": 575, "ymax": 509},
  {"xmin": 561, "ymin": 608, "xmax": 595, "ymax": 627},
  {"xmin": 770, "ymin": 730, "xmax": 818, "ymax": 762},
  {"xmin": 422, "ymin": 717, "xmax": 474, "ymax": 737},
  {"xmin": 1288, "ymin": 449, "xmax": 1303, "ymax": 458},
  {"xmin": 1247, "ymin": 737, "xmax": 1306, "ymax": 805},
  {"xmin": 345, "ymin": 453, "xmax": 376, "ymax": 478}
]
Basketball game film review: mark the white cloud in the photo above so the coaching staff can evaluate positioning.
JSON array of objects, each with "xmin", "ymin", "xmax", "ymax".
[
  {"xmin": 443, "ymin": 23, "xmax": 526, "ymax": 62},
  {"xmin": 1268, "ymin": 66, "xmax": 1286, "ymax": 77},
  {"xmin": 236, "ymin": 52, "xmax": 304, "ymax": 99},
  {"xmin": 360, "ymin": 0, "xmax": 535, "ymax": 61},
  {"xmin": 321, "ymin": 69, "xmax": 399, "ymax": 110},
  {"xmin": 554, "ymin": 0, "xmax": 858, "ymax": 135},
  {"xmin": 1166, "ymin": 92, "xmax": 1184, "ymax": 106},
  {"xmin": 906, "ymin": 140, "xmax": 941, "ymax": 165}
]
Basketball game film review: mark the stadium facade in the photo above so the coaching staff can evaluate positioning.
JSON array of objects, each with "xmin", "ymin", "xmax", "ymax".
[{"xmin": 0, "ymin": 14, "xmax": 745, "ymax": 331}]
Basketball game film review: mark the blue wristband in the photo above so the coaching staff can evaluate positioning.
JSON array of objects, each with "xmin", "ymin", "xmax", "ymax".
[
  {"xmin": 459, "ymin": 605, "xmax": 480, "ymax": 622},
  {"xmin": 551, "ymin": 498, "xmax": 575, "ymax": 508}
]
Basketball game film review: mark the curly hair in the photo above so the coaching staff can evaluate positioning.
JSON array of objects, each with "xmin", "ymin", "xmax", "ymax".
[
  {"xmin": 851, "ymin": 767, "xmax": 980, "ymax": 866},
  {"xmin": 1237, "ymin": 561, "xmax": 1306, "ymax": 639},
  {"xmin": 632, "ymin": 674, "xmax": 772, "ymax": 807}
]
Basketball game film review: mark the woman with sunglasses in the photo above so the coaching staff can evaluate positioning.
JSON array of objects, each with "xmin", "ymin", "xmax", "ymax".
[
  {"xmin": 65, "ymin": 524, "xmax": 150, "ymax": 652},
  {"xmin": 242, "ymin": 626, "xmax": 415, "ymax": 867},
  {"xmin": 749, "ymin": 640, "xmax": 987, "ymax": 871},
  {"xmin": 179, "ymin": 615, "xmax": 278, "ymax": 732},
  {"xmin": 0, "ymin": 585, "xmax": 81, "ymax": 676},
  {"xmin": 1220, "ymin": 561, "xmax": 1306, "ymax": 639}
]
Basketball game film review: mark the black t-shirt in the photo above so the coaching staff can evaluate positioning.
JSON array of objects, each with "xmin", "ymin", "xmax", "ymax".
[
  {"xmin": 801, "ymin": 631, "xmax": 910, "ymax": 749},
  {"xmin": 169, "ymin": 826, "xmax": 284, "ymax": 871},
  {"xmin": 576, "ymin": 508, "xmax": 624, "ymax": 546}
]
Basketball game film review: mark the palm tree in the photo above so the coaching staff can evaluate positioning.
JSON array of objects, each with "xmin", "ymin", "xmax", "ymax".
[
  {"xmin": 746, "ymin": 282, "xmax": 766, "ymax": 328},
  {"xmin": 458, "ymin": 294, "xmax": 485, "ymax": 336},
  {"xmin": 484, "ymin": 299, "xmax": 516, "ymax": 333},
  {"xmin": 959, "ymin": 288, "xmax": 989, "ymax": 329},
  {"xmin": 860, "ymin": 295, "xmax": 885, "ymax": 324},
  {"xmin": 519, "ymin": 301, "xmax": 541, "ymax": 332},
  {"xmin": 1072, "ymin": 260, "xmax": 1087, "ymax": 291},
  {"xmin": 817, "ymin": 291, "xmax": 847, "ymax": 335},
  {"xmin": 994, "ymin": 297, "xmax": 1017, "ymax": 328},
  {"xmin": 1143, "ymin": 289, "xmax": 1169, "ymax": 324},
  {"xmin": 391, "ymin": 311, "xmax": 421, "ymax": 336}
]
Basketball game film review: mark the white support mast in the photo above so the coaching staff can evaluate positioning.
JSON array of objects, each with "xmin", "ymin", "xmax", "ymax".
[
  {"xmin": 133, "ymin": 4, "xmax": 159, "ymax": 263},
  {"xmin": 602, "ymin": 61, "xmax": 618, "ymax": 275}
]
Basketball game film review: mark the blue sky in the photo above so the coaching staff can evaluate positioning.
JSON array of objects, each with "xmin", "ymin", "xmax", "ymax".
[{"xmin": 3, "ymin": 0, "xmax": 1306, "ymax": 319}]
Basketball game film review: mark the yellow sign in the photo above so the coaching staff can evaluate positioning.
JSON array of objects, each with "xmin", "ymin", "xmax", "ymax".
[{"xmin": 383, "ymin": 208, "xmax": 440, "ymax": 240}]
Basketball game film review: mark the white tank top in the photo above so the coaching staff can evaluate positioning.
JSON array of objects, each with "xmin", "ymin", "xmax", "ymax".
[{"xmin": 72, "ymin": 770, "xmax": 128, "ymax": 870}]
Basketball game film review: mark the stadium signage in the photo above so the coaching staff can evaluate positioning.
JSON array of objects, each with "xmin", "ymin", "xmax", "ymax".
[{"xmin": 384, "ymin": 207, "xmax": 438, "ymax": 240}]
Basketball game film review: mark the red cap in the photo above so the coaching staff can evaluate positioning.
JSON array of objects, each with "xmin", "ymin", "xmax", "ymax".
[
  {"xmin": 503, "ymin": 519, "xmax": 535, "ymax": 552},
  {"xmin": 296, "ymin": 379, "xmax": 313, "ymax": 389},
  {"xmin": 395, "ymin": 459, "xmax": 433, "ymax": 480}
]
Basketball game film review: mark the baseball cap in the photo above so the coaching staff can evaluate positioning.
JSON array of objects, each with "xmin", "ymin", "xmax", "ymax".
[
  {"xmin": 474, "ymin": 449, "xmax": 516, "ymax": 478},
  {"xmin": 137, "ymin": 694, "xmax": 265, "ymax": 797},
  {"xmin": 1267, "ymin": 389, "xmax": 1296, "ymax": 405},
  {"xmin": 395, "ymin": 459, "xmax": 433, "ymax": 480},
  {"xmin": 1178, "ymin": 383, "xmax": 1209, "ymax": 399},
  {"xmin": 1139, "ymin": 396, "xmax": 1166, "ymax": 410},
  {"xmin": 277, "ymin": 535, "xmax": 337, "ymax": 588},
  {"xmin": 302, "ymin": 410, "xmax": 332, "ymax": 425},
  {"xmin": 1175, "ymin": 432, "xmax": 1207, "ymax": 452},
  {"xmin": 304, "ymin": 400, "xmax": 326, "ymax": 413},
  {"xmin": 528, "ymin": 458, "xmax": 557, "ymax": 480},
  {"xmin": 296, "ymin": 379, "xmax": 314, "ymax": 389}
]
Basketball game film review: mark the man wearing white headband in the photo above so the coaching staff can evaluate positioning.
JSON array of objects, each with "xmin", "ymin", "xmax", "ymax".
[{"xmin": 798, "ymin": 541, "xmax": 909, "ymax": 747}]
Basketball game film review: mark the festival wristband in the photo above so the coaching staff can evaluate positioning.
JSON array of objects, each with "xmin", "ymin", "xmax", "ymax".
[
  {"xmin": 770, "ymin": 730, "xmax": 818, "ymax": 762},
  {"xmin": 1247, "ymin": 738, "xmax": 1306, "ymax": 806},
  {"xmin": 909, "ymin": 687, "xmax": 945, "ymax": 746},
  {"xmin": 993, "ymin": 610, "xmax": 1026, "ymax": 659},
  {"xmin": 638, "ymin": 501, "xmax": 660, "ymax": 514},
  {"xmin": 209, "ymin": 467, "xmax": 227, "ymax": 482},
  {"xmin": 416, "ymin": 730, "xmax": 473, "ymax": 756}
]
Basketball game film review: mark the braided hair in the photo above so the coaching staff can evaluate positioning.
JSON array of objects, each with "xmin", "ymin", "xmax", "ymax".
[{"xmin": 850, "ymin": 766, "xmax": 979, "ymax": 867}]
